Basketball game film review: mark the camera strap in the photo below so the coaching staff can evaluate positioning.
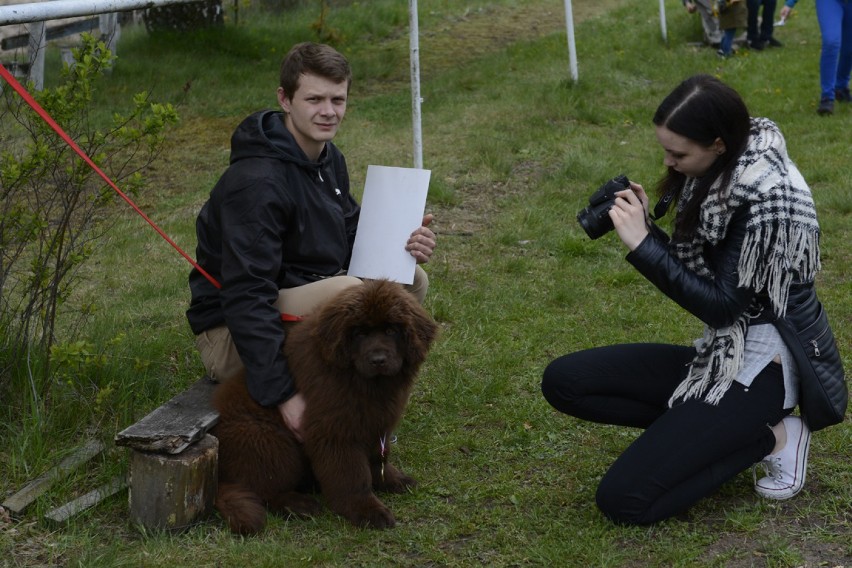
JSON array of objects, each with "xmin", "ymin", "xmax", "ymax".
[{"xmin": 650, "ymin": 189, "xmax": 676, "ymax": 221}]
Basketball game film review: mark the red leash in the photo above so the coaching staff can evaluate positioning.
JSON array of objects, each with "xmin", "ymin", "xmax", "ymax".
[
  {"xmin": 1, "ymin": 64, "xmax": 304, "ymax": 323},
  {"xmin": 0, "ymin": 63, "xmax": 221, "ymax": 289}
]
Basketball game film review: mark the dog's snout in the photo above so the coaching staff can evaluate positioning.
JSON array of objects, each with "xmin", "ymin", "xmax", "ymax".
[{"xmin": 369, "ymin": 351, "xmax": 389, "ymax": 367}]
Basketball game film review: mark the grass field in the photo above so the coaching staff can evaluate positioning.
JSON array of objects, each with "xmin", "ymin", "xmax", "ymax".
[{"xmin": 1, "ymin": 0, "xmax": 850, "ymax": 566}]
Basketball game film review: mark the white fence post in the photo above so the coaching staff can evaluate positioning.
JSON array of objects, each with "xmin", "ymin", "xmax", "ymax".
[
  {"xmin": 409, "ymin": 0, "xmax": 423, "ymax": 170},
  {"xmin": 99, "ymin": 12, "xmax": 120, "ymax": 70},
  {"xmin": 26, "ymin": 20, "xmax": 45, "ymax": 90}
]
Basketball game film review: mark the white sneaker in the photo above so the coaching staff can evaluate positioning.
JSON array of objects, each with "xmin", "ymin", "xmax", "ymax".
[{"xmin": 753, "ymin": 415, "xmax": 811, "ymax": 500}]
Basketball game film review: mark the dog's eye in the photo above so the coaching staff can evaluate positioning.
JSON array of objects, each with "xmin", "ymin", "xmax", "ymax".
[{"xmin": 384, "ymin": 326, "xmax": 400, "ymax": 337}]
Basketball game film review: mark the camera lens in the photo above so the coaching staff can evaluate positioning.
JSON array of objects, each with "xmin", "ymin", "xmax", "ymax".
[{"xmin": 575, "ymin": 175, "xmax": 629, "ymax": 240}]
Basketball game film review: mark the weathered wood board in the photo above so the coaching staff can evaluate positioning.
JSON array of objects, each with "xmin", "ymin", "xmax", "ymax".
[
  {"xmin": 2, "ymin": 439, "xmax": 105, "ymax": 515},
  {"xmin": 44, "ymin": 475, "xmax": 127, "ymax": 524},
  {"xmin": 115, "ymin": 376, "xmax": 219, "ymax": 454}
]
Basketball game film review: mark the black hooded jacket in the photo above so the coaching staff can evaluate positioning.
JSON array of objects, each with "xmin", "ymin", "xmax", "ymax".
[{"xmin": 186, "ymin": 110, "xmax": 360, "ymax": 406}]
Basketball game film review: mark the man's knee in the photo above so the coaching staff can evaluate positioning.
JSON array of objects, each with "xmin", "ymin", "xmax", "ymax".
[
  {"xmin": 325, "ymin": 275, "xmax": 364, "ymax": 295},
  {"xmin": 195, "ymin": 326, "xmax": 244, "ymax": 382},
  {"xmin": 406, "ymin": 265, "xmax": 429, "ymax": 304}
]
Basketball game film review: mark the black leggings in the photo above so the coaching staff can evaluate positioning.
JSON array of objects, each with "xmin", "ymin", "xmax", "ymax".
[{"xmin": 541, "ymin": 343, "xmax": 790, "ymax": 525}]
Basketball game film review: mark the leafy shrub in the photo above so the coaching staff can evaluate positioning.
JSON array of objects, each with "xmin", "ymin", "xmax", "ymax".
[{"xmin": 0, "ymin": 34, "xmax": 178, "ymax": 419}]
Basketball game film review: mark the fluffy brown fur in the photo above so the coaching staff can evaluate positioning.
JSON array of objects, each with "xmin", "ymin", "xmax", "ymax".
[{"xmin": 211, "ymin": 279, "xmax": 439, "ymax": 535}]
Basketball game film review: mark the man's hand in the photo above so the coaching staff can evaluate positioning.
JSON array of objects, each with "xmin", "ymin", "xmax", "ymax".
[
  {"xmin": 406, "ymin": 213, "xmax": 437, "ymax": 264},
  {"xmin": 278, "ymin": 393, "xmax": 306, "ymax": 442}
]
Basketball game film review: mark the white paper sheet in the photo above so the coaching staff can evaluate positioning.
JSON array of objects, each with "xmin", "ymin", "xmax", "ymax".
[{"xmin": 348, "ymin": 165, "xmax": 431, "ymax": 284}]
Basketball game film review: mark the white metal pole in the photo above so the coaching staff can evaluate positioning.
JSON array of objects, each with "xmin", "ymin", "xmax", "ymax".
[
  {"xmin": 563, "ymin": 0, "xmax": 578, "ymax": 82},
  {"xmin": 659, "ymin": 0, "xmax": 668, "ymax": 44},
  {"xmin": 0, "ymin": 0, "xmax": 201, "ymax": 25},
  {"xmin": 409, "ymin": 0, "xmax": 423, "ymax": 169}
]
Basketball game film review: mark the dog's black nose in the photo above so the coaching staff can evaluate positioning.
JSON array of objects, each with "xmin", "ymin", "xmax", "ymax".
[{"xmin": 369, "ymin": 352, "xmax": 388, "ymax": 367}]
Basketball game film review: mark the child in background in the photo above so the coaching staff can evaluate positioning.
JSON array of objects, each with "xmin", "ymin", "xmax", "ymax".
[{"xmin": 716, "ymin": 0, "xmax": 748, "ymax": 57}]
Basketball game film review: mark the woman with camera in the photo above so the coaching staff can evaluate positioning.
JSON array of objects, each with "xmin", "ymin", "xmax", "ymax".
[{"xmin": 541, "ymin": 75, "xmax": 827, "ymax": 525}]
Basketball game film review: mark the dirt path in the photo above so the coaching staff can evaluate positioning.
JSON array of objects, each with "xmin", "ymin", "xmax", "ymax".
[{"xmin": 417, "ymin": 1, "xmax": 609, "ymax": 72}]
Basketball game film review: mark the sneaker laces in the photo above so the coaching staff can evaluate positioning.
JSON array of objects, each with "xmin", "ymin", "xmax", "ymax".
[{"xmin": 753, "ymin": 456, "xmax": 783, "ymax": 484}]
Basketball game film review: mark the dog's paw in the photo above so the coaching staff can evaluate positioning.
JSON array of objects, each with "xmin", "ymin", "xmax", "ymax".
[
  {"xmin": 381, "ymin": 474, "xmax": 417, "ymax": 493},
  {"xmin": 282, "ymin": 492, "xmax": 323, "ymax": 518},
  {"xmin": 377, "ymin": 464, "xmax": 417, "ymax": 493},
  {"xmin": 348, "ymin": 504, "xmax": 396, "ymax": 529},
  {"xmin": 266, "ymin": 490, "xmax": 322, "ymax": 518}
]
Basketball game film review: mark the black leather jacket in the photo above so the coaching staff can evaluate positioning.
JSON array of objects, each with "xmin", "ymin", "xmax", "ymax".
[
  {"xmin": 626, "ymin": 207, "xmax": 762, "ymax": 329},
  {"xmin": 186, "ymin": 111, "xmax": 359, "ymax": 407}
]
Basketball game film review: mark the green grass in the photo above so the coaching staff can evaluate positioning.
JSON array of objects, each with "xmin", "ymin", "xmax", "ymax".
[{"xmin": 2, "ymin": 0, "xmax": 851, "ymax": 566}]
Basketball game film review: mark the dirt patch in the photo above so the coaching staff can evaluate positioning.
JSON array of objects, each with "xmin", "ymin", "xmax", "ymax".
[{"xmin": 417, "ymin": 2, "xmax": 599, "ymax": 73}]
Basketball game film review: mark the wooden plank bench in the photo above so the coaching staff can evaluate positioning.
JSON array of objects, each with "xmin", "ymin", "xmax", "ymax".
[{"xmin": 114, "ymin": 375, "xmax": 220, "ymax": 531}]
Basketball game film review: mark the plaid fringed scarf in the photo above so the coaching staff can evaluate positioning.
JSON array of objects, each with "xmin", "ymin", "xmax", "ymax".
[{"xmin": 668, "ymin": 117, "xmax": 821, "ymax": 406}]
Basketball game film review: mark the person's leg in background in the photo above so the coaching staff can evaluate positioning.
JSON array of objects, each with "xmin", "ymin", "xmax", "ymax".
[
  {"xmin": 760, "ymin": 0, "xmax": 782, "ymax": 46},
  {"xmin": 719, "ymin": 27, "xmax": 737, "ymax": 56},
  {"xmin": 816, "ymin": 0, "xmax": 844, "ymax": 113},
  {"xmin": 832, "ymin": 0, "xmax": 852, "ymax": 102},
  {"xmin": 696, "ymin": 0, "xmax": 724, "ymax": 45},
  {"xmin": 746, "ymin": 0, "xmax": 764, "ymax": 48}
]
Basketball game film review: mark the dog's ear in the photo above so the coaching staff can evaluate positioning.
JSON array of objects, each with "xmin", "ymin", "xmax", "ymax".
[
  {"xmin": 400, "ymin": 295, "xmax": 439, "ymax": 361},
  {"xmin": 311, "ymin": 289, "xmax": 360, "ymax": 364}
]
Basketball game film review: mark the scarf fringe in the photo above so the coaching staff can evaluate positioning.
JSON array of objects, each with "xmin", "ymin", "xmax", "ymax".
[
  {"xmin": 669, "ymin": 321, "xmax": 745, "ymax": 406},
  {"xmin": 738, "ymin": 221, "xmax": 821, "ymax": 318}
]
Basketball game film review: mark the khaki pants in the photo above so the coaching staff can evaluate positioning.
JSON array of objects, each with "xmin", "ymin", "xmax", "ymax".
[{"xmin": 195, "ymin": 266, "xmax": 429, "ymax": 382}]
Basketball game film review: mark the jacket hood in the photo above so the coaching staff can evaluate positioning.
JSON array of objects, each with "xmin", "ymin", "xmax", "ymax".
[{"xmin": 229, "ymin": 110, "xmax": 319, "ymax": 168}]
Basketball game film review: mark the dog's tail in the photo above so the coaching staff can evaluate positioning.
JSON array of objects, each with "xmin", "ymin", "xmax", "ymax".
[{"xmin": 216, "ymin": 482, "xmax": 266, "ymax": 535}]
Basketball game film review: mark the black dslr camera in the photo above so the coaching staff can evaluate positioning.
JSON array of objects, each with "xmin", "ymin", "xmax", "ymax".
[{"xmin": 576, "ymin": 174, "xmax": 631, "ymax": 240}]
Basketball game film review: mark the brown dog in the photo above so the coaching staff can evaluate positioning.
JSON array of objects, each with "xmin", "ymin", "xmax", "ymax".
[{"xmin": 211, "ymin": 279, "xmax": 439, "ymax": 535}]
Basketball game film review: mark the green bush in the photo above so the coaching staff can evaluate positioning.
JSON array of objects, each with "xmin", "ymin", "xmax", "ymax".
[{"xmin": 0, "ymin": 34, "xmax": 178, "ymax": 421}]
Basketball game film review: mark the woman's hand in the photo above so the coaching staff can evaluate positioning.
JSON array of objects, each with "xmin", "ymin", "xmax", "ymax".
[
  {"xmin": 609, "ymin": 187, "xmax": 649, "ymax": 251},
  {"xmin": 627, "ymin": 181, "xmax": 651, "ymax": 218},
  {"xmin": 406, "ymin": 214, "xmax": 437, "ymax": 264}
]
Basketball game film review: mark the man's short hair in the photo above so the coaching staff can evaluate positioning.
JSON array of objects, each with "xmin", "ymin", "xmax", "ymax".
[{"xmin": 279, "ymin": 42, "xmax": 352, "ymax": 98}]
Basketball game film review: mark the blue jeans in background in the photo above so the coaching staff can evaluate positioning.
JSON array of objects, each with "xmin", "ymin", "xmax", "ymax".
[
  {"xmin": 816, "ymin": 0, "xmax": 852, "ymax": 100},
  {"xmin": 719, "ymin": 28, "xmax": 738, "ymax": 55}
]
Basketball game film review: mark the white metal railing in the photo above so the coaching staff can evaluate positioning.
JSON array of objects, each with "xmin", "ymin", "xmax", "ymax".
[
  {"xmin": 0, "ymin": 0, "xmax": 202, "ymax": 89},
  {"xmin": 0, "ymin": 0, "xmax": 200, "ymax": 26}
]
